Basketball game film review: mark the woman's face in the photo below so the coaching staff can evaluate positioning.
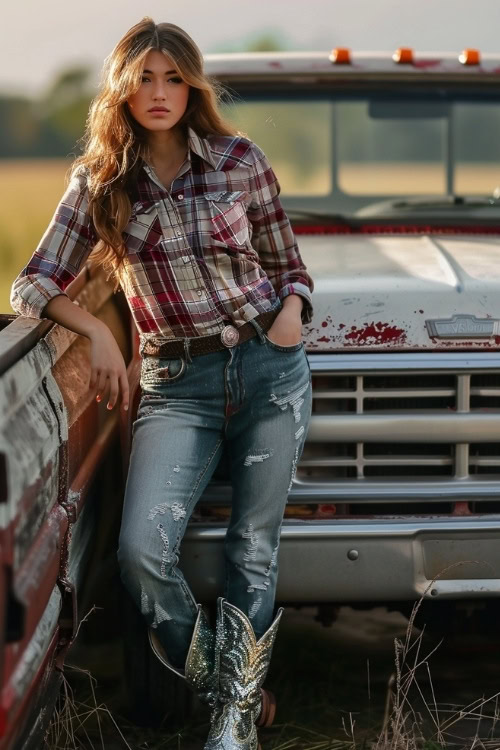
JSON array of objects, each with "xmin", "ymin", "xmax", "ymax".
[{"xmin": 126, "ymin": 49, "xmax": 190, "ymax": 133}]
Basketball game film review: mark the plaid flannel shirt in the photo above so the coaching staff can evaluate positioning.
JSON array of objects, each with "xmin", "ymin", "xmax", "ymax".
[{"xmin": 10, "ymin": 126, "xmax": 314, "ymax": 340}]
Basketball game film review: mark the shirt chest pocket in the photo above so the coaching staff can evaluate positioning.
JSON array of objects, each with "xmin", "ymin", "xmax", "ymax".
[
  {"xmin": 200, "ymin": 190, "xmax": 252, "ymax": 250},
  {"xmin": 123, "ymin": 200, "xmax": 162, "ymax": 252}
]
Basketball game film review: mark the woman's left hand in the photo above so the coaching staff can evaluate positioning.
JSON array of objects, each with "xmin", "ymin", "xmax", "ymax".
[{"xmin": 265, "ymin": 296, "xmax": 303, "ymax": 347}]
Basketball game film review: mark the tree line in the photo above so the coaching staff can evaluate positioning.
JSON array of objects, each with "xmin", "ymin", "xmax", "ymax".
[
  {"xmin": 1, "ymin": 66, "xmax": 93, "ymax": 158},
  {"xmin": 0, "ymin": 34, "xmax": 287, "ymax": 159}
]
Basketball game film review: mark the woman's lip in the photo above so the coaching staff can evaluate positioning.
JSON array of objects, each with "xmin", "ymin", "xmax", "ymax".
[{"xmin": 149, "ymin": 108, "xmax": 170, "ymax": 112}]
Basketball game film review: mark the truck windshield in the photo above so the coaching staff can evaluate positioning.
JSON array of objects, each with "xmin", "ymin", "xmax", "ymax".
[{"xmin": 220, "ymin": 90, "xmax": 500, "ymax": 219}]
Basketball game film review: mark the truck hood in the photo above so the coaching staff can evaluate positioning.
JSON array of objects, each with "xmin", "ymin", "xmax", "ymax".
[{"xmin": 300, "ymin": 233, "xmax": 500, "ymax": 351}]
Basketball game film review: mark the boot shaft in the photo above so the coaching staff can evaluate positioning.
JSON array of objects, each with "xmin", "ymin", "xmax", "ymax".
[
  {"xmin": 203, "ymin": 598, "xmax": 283, "ymax": 750},
  {"xmin": 217, "ymin": 599, "xmax": 283, "ymax": 708},
  {"xmin": 149, "ymin": 604, "xmax": 217, "ymax": 707}
]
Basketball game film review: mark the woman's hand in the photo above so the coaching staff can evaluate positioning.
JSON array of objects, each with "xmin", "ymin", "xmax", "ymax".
[
  {"xmin": 88, "ymin": 324, "xmax": 130, "ymax": 412},
  {"xmin": 39, "ymin": 295, "xmax": 129, "ymax": 411},
  {"xmin": 265, "ymin": 295, "xmax": 304, "ymax": 347}
]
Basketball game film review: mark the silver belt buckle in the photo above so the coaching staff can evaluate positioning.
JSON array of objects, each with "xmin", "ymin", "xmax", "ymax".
[{"xmin": 220, "ymin": 325, "xmax": 240, "ymax": 348}]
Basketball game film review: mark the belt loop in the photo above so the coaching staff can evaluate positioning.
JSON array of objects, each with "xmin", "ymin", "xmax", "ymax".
[
  {"xmin": 183, "ymin": 338, "xmax": 193, "ymax": 364},
  {"xmin": 138, "ymin": 335, "xmax": 148, "ymax": 359},
  {"xmin": 248, "ymin": 317, "xmax": 266, "ymax": 344}
]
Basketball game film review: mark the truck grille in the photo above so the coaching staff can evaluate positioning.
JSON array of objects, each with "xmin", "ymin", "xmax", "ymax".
[
  {"xmin": 299, "ymin": 355, "xmax": 500, "ymax": 506},
  {"xmin": 197, "ymin": 355, "xmax": 500, "ymax": 519}
]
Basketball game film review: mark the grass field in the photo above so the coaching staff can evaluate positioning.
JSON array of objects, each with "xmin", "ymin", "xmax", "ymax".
[{"xmin": 0, "ymin": 159, "xmax": 71, "ymax": 314}]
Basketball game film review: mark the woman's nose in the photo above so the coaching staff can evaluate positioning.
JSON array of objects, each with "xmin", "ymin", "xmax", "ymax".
[{"xmin": 152, "ymin": 82, "xmax": 167, "ymax": 99}]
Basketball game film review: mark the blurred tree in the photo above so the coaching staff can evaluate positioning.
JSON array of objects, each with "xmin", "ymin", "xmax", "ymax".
[
  {"xmin": 37, "ymin": 65, "xmax": 93, "ymax": 156},
  {"xmin": 0, "ymin": 65, "xmax": 94, "ymax": 159},
  {"xmin": 0, "ymin": 96, "xmax": 40, "ymax": 157},
  {"xmin": 41, "ymin": 66, "xmax": 93, "ymax": 112},
  {"xmin": 0, "ymin": 38, "xmax": 295, "ymax": 158},
  {"xmin": 245, "ymin": 34, "xmax": 287, "ymax": 52},
  {"xmin": 214, "ymin": 31, "xmax": 288, "ymax": 53}
]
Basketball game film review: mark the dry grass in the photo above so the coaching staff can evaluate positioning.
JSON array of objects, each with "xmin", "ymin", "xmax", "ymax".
[
  {"xmin": 43, "ymin": 661, "xmax": 210, "ymax": 750},
  {"xmin": 43, "ymin": 665, "xmax": 133, "ymax": 750},
  {"xmin": 374, "ymin": 563, "xmax": 500, "ymax": 750},
  {"xmin": 0, "ymin": 158, "xmax": 70, "ymax": 314},
  {"xmin": 372, "ymin": 619, "xmax": 500, "ymax": 750}
]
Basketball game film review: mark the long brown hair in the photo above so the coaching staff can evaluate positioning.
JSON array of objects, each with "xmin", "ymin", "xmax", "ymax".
[{"xmin": 71, "ymin": 17, "xmax": 238, "ymax": 289}]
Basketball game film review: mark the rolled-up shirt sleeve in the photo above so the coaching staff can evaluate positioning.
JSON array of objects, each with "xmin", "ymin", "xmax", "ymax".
[
  {"xmin": 10, "ymin": 169, "xmax": 96, "ymax": 320},
  {"xmin": 246, "ymin": 143, "xmax": 314, "ymax": 324}
]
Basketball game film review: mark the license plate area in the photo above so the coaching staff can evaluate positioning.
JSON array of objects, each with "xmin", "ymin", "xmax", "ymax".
[{"xmin": 422, "ymin": 538, "xmax": 500, "ymax": 580}]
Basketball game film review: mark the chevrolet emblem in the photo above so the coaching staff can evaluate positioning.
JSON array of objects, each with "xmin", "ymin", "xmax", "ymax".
[{"xmin": 425, "ymin": 314, "xmax": 497, "ymax": 339}]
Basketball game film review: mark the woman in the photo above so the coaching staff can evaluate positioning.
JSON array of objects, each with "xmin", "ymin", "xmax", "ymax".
[{"xmin": 10, "ymin": 17, "xmax": 314, "ymax": 750}]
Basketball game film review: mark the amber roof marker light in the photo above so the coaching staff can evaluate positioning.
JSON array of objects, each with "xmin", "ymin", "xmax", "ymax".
[
  {"xmin": 329, "ymin": 48, "xmax": 351, "ymax": 64},
  {"xmin": 459, "ymin": 48, "xmax": 481, "ymax": 65},
  {"xmin": 393, "ymin": 47, "xmax": 414, "ymax": 64}
]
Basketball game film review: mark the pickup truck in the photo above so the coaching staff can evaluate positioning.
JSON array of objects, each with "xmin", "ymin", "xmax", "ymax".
[{"xmin": 3, "ymin": 46, "xmax": 500, "ymax": 747}]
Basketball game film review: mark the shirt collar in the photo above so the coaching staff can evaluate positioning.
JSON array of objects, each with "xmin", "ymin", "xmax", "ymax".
[
  {"xmin": 140, "ymin": 125, "xmax": 217, "ymax": 188},
  {"xmin": 186, "ymin": 125, "xmax": 217, "ymax": 169}
]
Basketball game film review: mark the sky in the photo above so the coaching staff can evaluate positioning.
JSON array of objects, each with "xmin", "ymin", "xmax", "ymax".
[{"xmin": 3, "ymin": 0, "xmax": 500, "ymax": 96}]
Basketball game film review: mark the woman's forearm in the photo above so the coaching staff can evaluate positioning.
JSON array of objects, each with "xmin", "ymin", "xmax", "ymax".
[
  {"xmin": 42, "ymin": 293, "xmax": 130, "ymax": 411},
  {"xmin": 281, "ymin": 293, "xmax": 304, "ymax": 316},
  {"xmin": 41, "ymin": 294, "xmax": 106, "ymax": 340}
]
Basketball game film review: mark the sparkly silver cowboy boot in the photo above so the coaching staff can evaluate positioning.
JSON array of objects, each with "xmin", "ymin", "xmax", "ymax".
[
  {"xmin": 148, "ymin": 603, "xmax": 217, "ymax": 708},
  {"xmin": 149, "ymin": 604, "xmax": 277, "ymax": 725},
  {"xmin": 204, "ymin": 597, "xmax": 283, "ymax": 750}
]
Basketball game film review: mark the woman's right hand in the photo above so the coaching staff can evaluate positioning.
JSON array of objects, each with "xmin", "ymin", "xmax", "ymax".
[
  {"xmin": 88, "ymin": 326, "xmax": 130, "ymax": 412},
  {"xmin": 38, "ymin": 295, "xmax": 129, "ymax": 412}
]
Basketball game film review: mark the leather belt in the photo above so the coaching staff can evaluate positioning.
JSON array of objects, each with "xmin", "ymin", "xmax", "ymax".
[{"xmin": 141, "ymin": 309, "xmax": 280, "ymax": 358}]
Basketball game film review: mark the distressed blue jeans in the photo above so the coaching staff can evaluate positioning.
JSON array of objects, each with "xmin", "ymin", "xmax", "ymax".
[{"xmin": 117, "ymin": 318, "xmax": 312, "ymax": 668}]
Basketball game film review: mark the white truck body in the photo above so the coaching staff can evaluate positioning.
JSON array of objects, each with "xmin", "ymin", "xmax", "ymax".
[{"xmin": 180, "ymin": 50, "xmax": 500, "ymax": 616}]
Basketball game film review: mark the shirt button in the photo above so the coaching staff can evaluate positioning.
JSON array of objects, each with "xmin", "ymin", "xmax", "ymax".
[
  {"xmin": 197, "ymin": 290, "xmax": 203, "ymax": 296},
  {"xmin": 177, "ymin": 194, "xmax": 184, "ymax": 200}
]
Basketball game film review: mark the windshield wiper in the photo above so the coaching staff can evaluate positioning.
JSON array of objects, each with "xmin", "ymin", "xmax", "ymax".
[
  {"xmin": 389, "ymin": 196, "xmax": 500, "ymax": 210},
  {"xmin": 287, "ymin": 209, "xmax": 352, "ymax": 224}
]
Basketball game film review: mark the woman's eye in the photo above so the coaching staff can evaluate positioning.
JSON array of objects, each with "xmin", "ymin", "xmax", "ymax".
[{"xmin": 140, "ymin": 75, "xmax": 182, "ymax": 84}]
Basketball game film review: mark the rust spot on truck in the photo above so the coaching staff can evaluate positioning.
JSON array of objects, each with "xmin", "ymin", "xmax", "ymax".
[{"xmin": 344, "ymin": 322, "xmax": 407, "ymax": 346}]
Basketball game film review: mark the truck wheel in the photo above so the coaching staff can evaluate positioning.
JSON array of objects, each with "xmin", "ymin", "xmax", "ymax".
[{"xmin": 120, "ymin": 588, "xmax": 194, "ymax": 728}]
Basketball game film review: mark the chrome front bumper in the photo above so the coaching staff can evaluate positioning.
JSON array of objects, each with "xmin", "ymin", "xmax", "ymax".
[{"xmin": 180, "ymin": 517, "xmax": 500, "ymax": 603}]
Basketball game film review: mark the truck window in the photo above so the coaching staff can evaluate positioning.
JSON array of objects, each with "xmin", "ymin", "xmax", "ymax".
[
  {"xmin": 221, "ymin": 90, "xmax": 500, "ymax": 217},
  {"xmin": 221, "ymin": 99, "xmax": 332, "ymax": 196}
]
